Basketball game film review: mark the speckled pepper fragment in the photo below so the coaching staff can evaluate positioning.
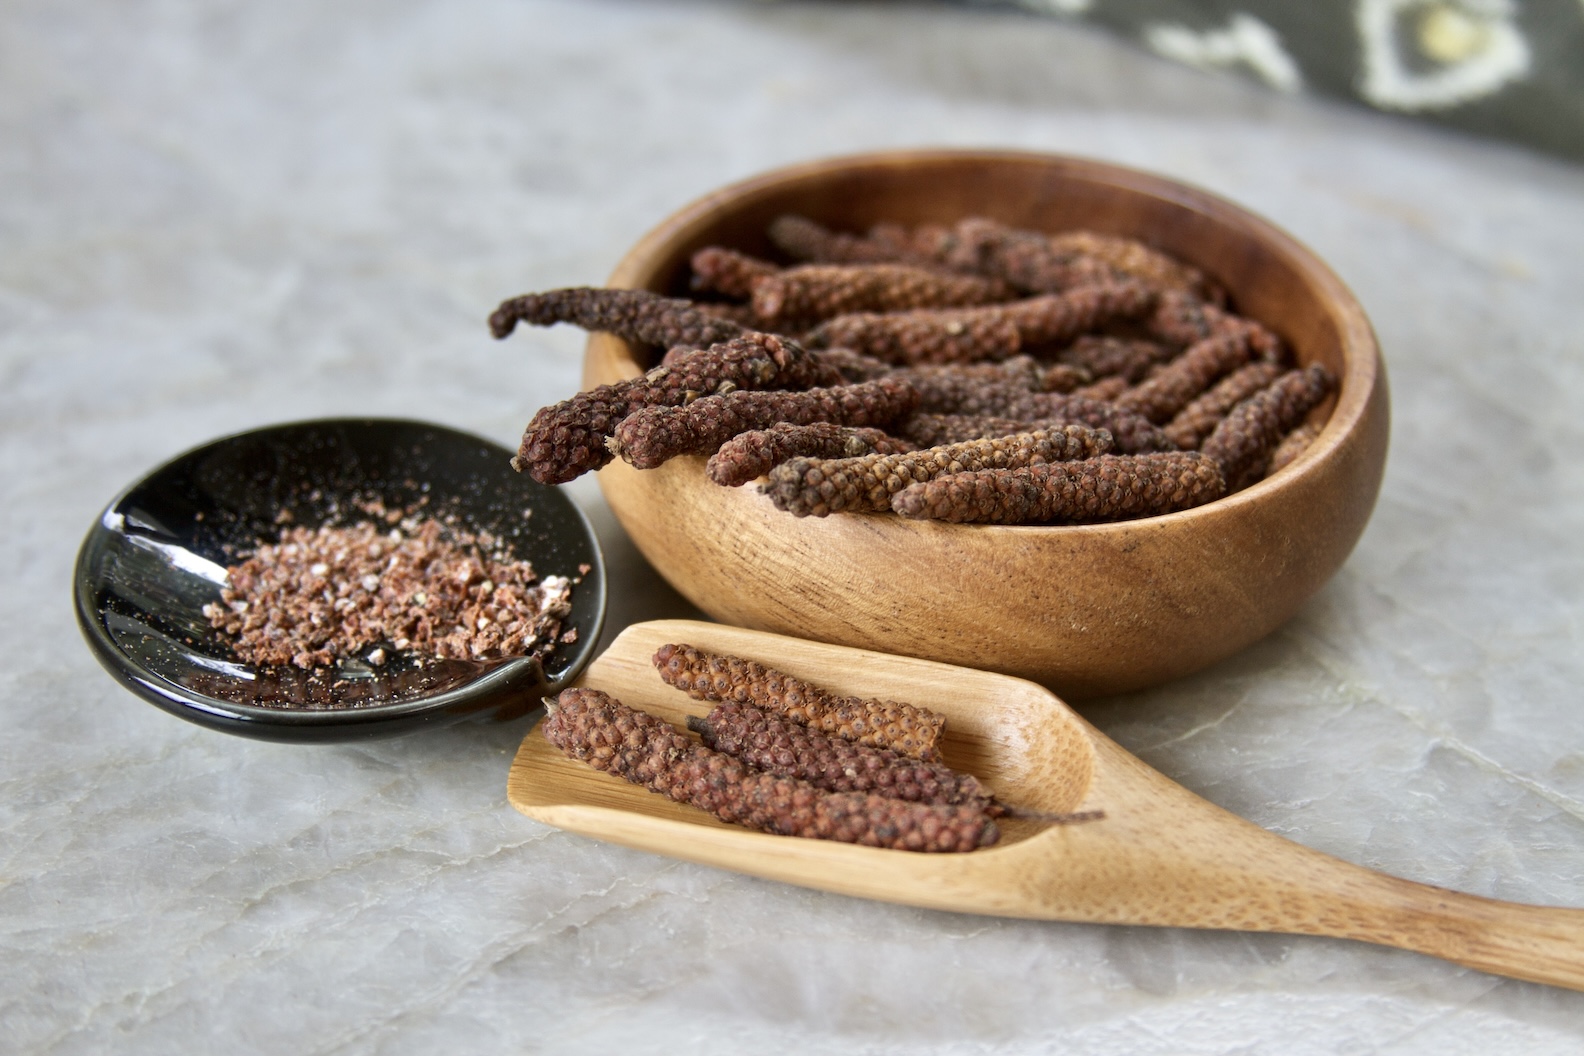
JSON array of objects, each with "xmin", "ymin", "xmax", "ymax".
[
  {"xmin": 763, "ymin": 425, "xmax": 1114, "ymax": 516},
  {"xmin": 891, "ymin": 451, "xmax": 1226, "ymax": 524},
  {"xmin": 1162, "ymin": 361, "xmax": 1286, "ymax": 450},
  {"xmin": 489, "ymin": 286, "xmax": 745, "ymax": 350},
  {"xmin": 751, "ymin": 263, "xmax": 1018, "ymax": 329},
  {"xmin": 514, "ymin": 332, "xmax": 840, "ymax": 484},
  {"xmin": 542, "ymin": 688, "xmax": 998, "ymax": 852},
  {"xmin": 610, "ymin": 376, "xmax": 919, "ymax": 470},
  {"xmin": 997, "ymin": 392, "xmax": 1178, "ymax": 456},
  {"xmin": 688, "ymin": 702, "xmax": 1000, "ymax": 812},
  {"xmin": 706, "ymin": 423, "xmax": 915, "ymax": 487},
  {"xmin": 1201, "ymin": 365, "xmax": 1336, "ymax": 489},
  {"xmin": 653, "ymin": 643, "xmax": 946, "ymax": 761},
  {"xmin": 806, "ymin": 283, "xmax": 1154, "ymax": 365},
  {"xmin": 1113, "ymin": 333, "xmax": 1256, "ymax": 424},
  {"xmin": 690, "ymin": 246, "xmax": 779, "ymax": 299}
]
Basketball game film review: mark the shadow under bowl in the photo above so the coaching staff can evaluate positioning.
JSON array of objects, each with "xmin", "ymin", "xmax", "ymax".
[
  {"xmin": 584, "ymin": 150, "xmax": 1389, "ymax": 699},
  {"xmin": 75, "ymin": 418, "xmax": 606, "ymax": 742}
]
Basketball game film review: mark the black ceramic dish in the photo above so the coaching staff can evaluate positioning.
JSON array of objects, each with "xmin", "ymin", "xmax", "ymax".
[{"xmin": 74, "ymin": 419, "xmax": 607, "ymax": 743}]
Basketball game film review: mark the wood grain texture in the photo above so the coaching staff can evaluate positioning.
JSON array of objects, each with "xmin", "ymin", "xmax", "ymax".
[
  {"xmin": 584, "ymin": 151, "xmax": 1390, "ymax": 698},
  {"xmin": 510, "ymin": 621, "xmax": 1584, "ymax": 992}
]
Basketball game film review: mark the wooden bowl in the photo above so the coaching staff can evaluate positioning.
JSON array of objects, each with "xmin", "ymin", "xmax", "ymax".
[{"xmin": 584, "ymin": 150, "xmax": 1389, "ymax": 699}]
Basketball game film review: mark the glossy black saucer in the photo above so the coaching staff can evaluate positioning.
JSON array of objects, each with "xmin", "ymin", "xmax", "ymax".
[{"xmin": 74, "ymin": 419, "xmax": 606, "ymax": 742}]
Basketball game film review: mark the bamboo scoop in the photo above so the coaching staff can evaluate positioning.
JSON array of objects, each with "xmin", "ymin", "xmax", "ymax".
[{"xmin": 508, "ymin": 619, "xmax": 1584, "ymax": 991}]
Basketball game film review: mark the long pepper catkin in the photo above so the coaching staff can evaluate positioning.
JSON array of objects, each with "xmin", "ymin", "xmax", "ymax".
[
  {"xmin": 1162, "ymin": 361, "xmax": 1285, "ymax": 450},
  {"xmin": 1113, "ymin": 333, "xmax": 1255, "ymax": 425},
  {"xmin": 1000, "ymin": 391, "xmax": 1178, "ymax": 455},
  {"xmin": 543, "ymin": 689, "xmax": 998, "ymax": 852},
  {"xmin": 1046, "ymin": 229, "xmax": 1212, "ymax": 297},
  {"xmin": 653, "ymin": 643, "xmax": 947, "ymax": 761},
  {"xmin": 610, "ymin": 376, "xmax": 919, "ymax": 470},
  {"xmin": 489, "ymin": 287, "xmax": 745, "ymax": 350},
  {"xmin": 690, "ymin": 246, "xmax": 779, "ymax": 299},
  {"xmin": 807, "ymin": 283, "xmax": 1153, "ymax": 365},
  {"xmin": 515, "ymin": 332, "xmax": 841, "ymax": 484},
  {"xmin": 763, "ymin": 426, "xmax": 1114, "ymax": 516},
  {"xmin": 1266, "ymin": 420, "xmax": 1323, "ymax": 475},
  {"xmin": 891, "ymin": 451, "xmax": 1226, "ymax": 524},
  {"xmin": 1145, "ymin": 289, "xmax": 1283, "ymax": 362},
  {"xmin": 706, "ymin": 423, "xmax": 915, "ymax": 487},
  {"xmin": 933, "ymin": 217, "xmax": 1128, "ymax": 293},
  {"xmin": 688, "ymin": 703, "xmax": 999, "ymax": 812},
  {"xmin": 1057, "ymin": 335, "xmax": 1176, "ymax": 384},
  {"xmin": 1201, "ymin": 365, "xmax": 1335, "ymax": 489},
  {"xmin": 767, "ymin": 214, "xmax": 934, "ymax": 266},
  {"xmin": 897, "ymin": 412, "xmax": 1054, "ymax": 447},
  {"xmin": 751, "ymin": 263, "xmax": 1018, "ymax": 329}
]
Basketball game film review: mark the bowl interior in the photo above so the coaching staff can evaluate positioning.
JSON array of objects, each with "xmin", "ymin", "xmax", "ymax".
[{"xmin": 75, "ymin": 418, "xmax": 607, "ymax": 741}]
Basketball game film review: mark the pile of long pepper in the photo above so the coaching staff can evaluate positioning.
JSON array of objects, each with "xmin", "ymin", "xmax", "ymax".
[
  {"xmin": 493, "ymin": 214, "xmax": 1336, "ymax": 524},
  {"xmin": 541, "ymin": 643, "xmax": 1097, "ymax": 853}
]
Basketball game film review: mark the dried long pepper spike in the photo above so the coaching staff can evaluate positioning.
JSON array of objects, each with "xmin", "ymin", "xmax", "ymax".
[
  {"xmin": 1046, "ymin": 230, "xmax": 1211, "ymax": 297},
  {"xmin": 937, "ymin": 217, "xmax": 1131, "ymax": 293},
  {"xmin": 897, "ymin": 413, "xmax": 1053, "ymax": 447},
  {"xmin": 1057, "ymin": 335, "xmax": 1175, "ymax": 384},
  {"xmin": 489, "ymin": 286, "xmax": 744, "ymax": 350},
  {"xmin": 750, "ymin": 263, "xmax": 1018, "ymax": 329},
  {"xmin": 767, "ymin": 214, "xmax": 933, "ymax": 266},
  {"xmin": 998, "ymin": 391, "xmax": 1178, "ymax": 455},
  {"xmin": 1072, "ymin": 375, "xmax": 1131, "ymax": 402},
  {"xmin": 706, "ymin": 423, "xmax": 915, "ymax": 487},
  {"xmin": 1266, "ymin": 420, "xmax": 1323, "ymax": 475},
  {"xmin": 764, "ymin": 425, "xmax": 1114, "ymax": 517},
  {"xmin": 813, "ymin": 346, "xmax": 895, "ymax": 382},
  {"xmin": 687, "ymin": 703, "xmax": 1000, "ymax": 812},
  {"xmin": 891, "ymin": 451, "xmax": 1226, "ymax": 524},
  {"xmin": 1162, "ymin": 361, "xmax": 1285, "ymax": 450},
  {"xmin": 542, "ymin": 688, "xmax": 997, "ymax": 852},
  {"xmin": 1144, "ymin": 289, "xmax": 1284, "ymax": 362},
  {"xmin": 1201, "ymin": 365, "xmax": 1335, "ymax": 489},
  {"xmin": 807, "ymin": 283, "xmax": 1154, "ymax": 365},
  {"xmin": 515, "ymin": 332, "xmax": 840, "ymax": 484},
  {"xmin": 690, "ymin": 246, "xmax": 779, "ymax": 299},
  {"xmin": 610, "ymin": 376, "xmax": 919, "ymax": 470},
  {"xmin": 1113, "ymin": 333, "xmax": 1255, "ymax": 425},
  {"xmin": 653, "ymin": 643, "xmax": 947, "ymax": 761}
]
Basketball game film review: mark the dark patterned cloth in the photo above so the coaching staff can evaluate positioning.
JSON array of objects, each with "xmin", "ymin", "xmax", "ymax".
[{"xmin": 967, "ymin": 0, "xmax": 1584, "ymax": 161}]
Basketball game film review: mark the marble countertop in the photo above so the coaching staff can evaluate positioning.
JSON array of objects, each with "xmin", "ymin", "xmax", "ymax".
[{"xmin": 5, "ymin": 1, "xmax": 1584, "ymax": 1052}]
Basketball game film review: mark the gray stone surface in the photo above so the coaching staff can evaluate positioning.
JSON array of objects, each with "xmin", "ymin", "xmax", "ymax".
[{"xmin": 4, "ymin": 1, "xmax": 1584, "ymax": 1052}]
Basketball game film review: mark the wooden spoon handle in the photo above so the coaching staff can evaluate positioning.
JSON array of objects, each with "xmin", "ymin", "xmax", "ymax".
[{"xmin": 1324, "ymin": 872, "xmax": 1584, "ymax": 991}]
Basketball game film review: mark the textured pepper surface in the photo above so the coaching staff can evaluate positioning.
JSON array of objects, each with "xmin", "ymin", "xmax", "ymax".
[
  {"xmin": 1163, "ymin": 361, "xmax": 1286, "ymax": 450},
  {"xmin": 1114, "ymin": 333, "xmax": 1255, "ymax": 424},
  {"xmin": 807, "ymin": 283, "xmax": 1153, "ymax": 365},
  {"xmin": 489, "ymin": 287, "xmax": 745, "ymax": 350},
  {"xmin": 933, "ymin": 217, "xmax": 1128, "ymax": 293},
  {"xmin": 690, "ymin": 247, "xmax": 779, "ymax": 299},
  {"xmin": 751, "ymin": 263, "xmax": 1017, "ymax": 329},
  {"xmin": 1267, "ymin": 420, "xmax": 1323, "ymax": 475},
  {"xmin": 1057, "ymin": 335, "xmax": 1175, "ymax": 384},
  {"xmin": 763, "ymin": 425, "xmax": 1114, "ymax": 516},
  {"xmin": 610, "ymin": 376, "xmax": 919, "ymax": 470},
  {"xmin": 891, "ymin": 451, "xmax": 1226, "ymax": 524},
  {"xmin": 767, "ymin": 214, "xmax": 933, "ymax": 266},
  {"xmin": 689, "ymin": 702, "xmax": 999, "ymax": 812},
  {"xmin": 653, "ymin": 643, "xmax": 947, "ymax": 761},
  {"xmin": 999, "ymin": 391, "xmax": 1178, "ymax": 456},
  {"xmin": 706, "ymin": 423, "xmax": 915, "ymax": 487},
  {"xmin": 1201, "ymin": 365, "xmax": 1335, "ymax": 489},
  {"xmin": 898, "ymin": 412, "xmax": 1053, "ymax": 447},
  {"xmin": 542, "ymin": 688, "xmax": 998, "ymax": 852},
  {"xmin": 1047, "ymin": 229, "xmax": 1211, "ymax": 297},
  {"xmin": 515, "ymin": 332, "xmax": 841, "ymax": 484},
  {"xmin": 1144, "ymin": 290, "xmax": 1283, "ymax": 362}
]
